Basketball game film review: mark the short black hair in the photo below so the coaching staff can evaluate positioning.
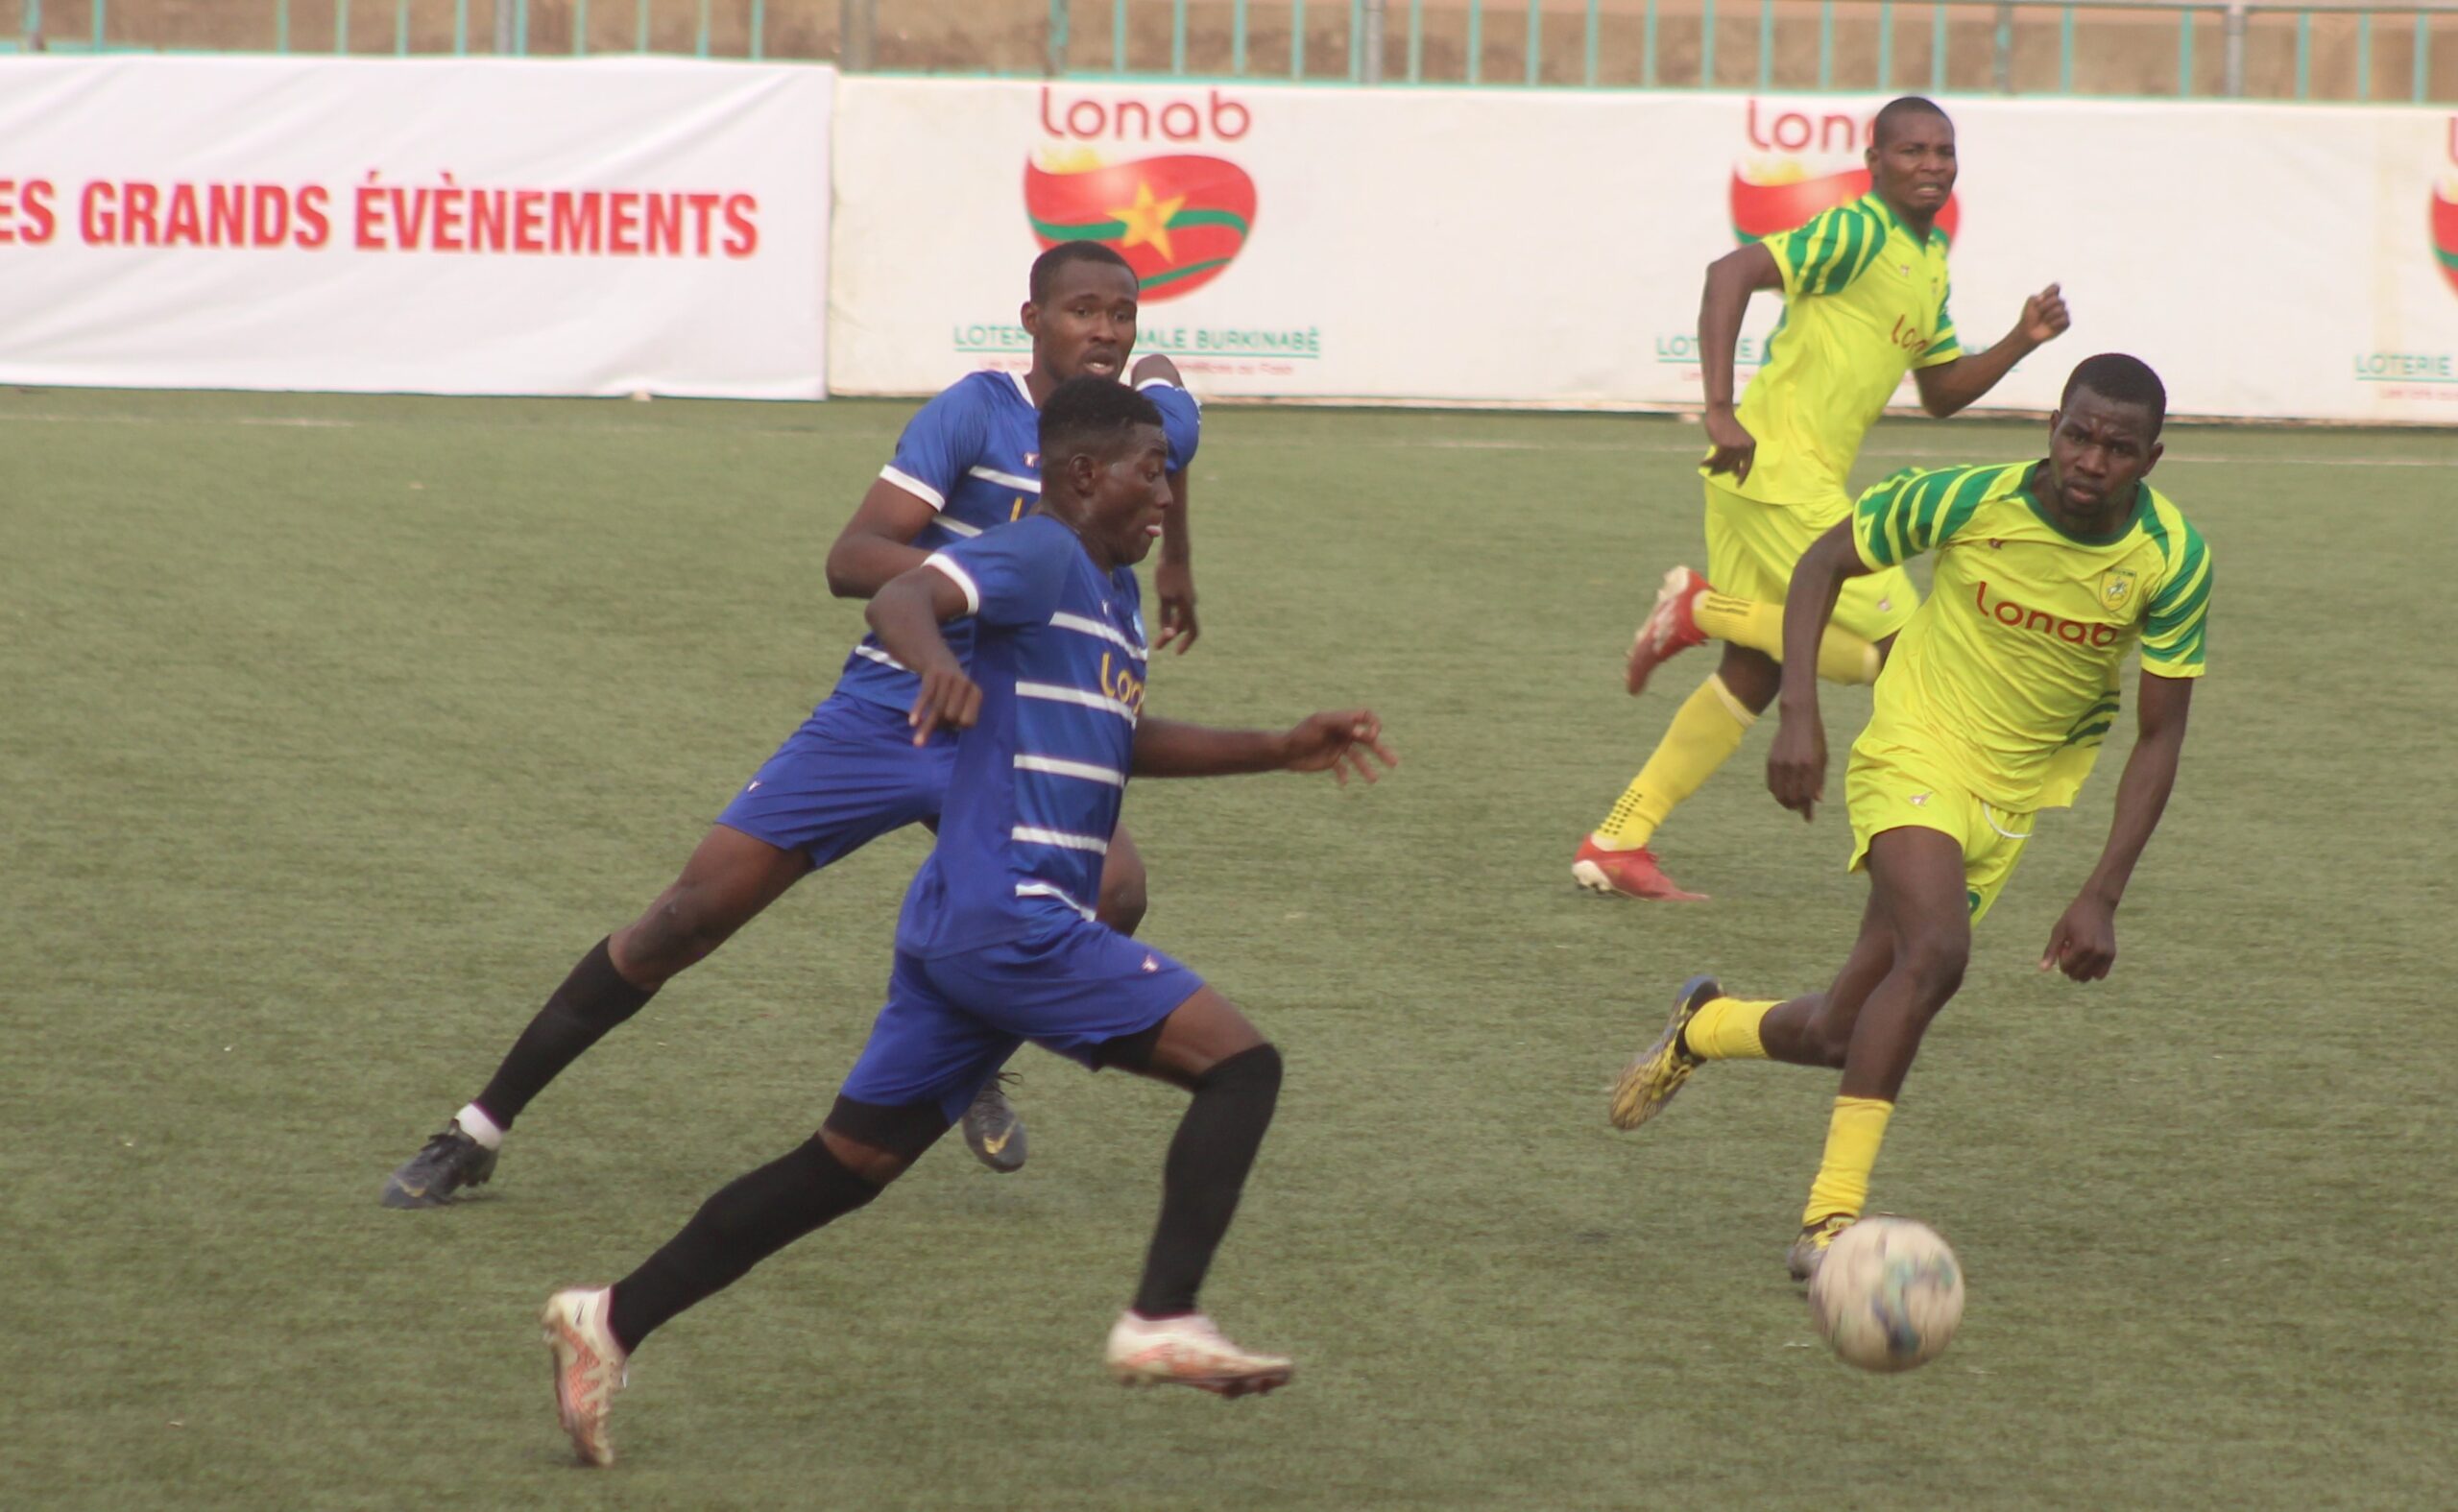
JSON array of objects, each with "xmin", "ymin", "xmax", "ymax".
[
  {"xmin": 2062, "ymin": 353, "xmax": 2168, "ymax": 435},
  {"xmin": 1039, "ymin": 374, "xmax": 1164, "ymax": 468},
  {"xmin": 1872, "ymin": 95, "xmax": 1951, "ymax": 147},
  {"xmin": 1029, "ymin": 241, "xmax": 1136, "ymax": 303}
]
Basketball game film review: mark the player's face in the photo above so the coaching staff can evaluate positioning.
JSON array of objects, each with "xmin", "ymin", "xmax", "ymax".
[
  {"xmin": 1024, "ymin": 262, "xmax": 1141, "ymax": 382},
  {"xmin": 1867, "ymin": 112, "xmax": 1956, "ymax": 221},
  {"xmin": 1077, "ymin": 426, "xmax": 1173, "ymax": 568},
  {"xmin": 2045, "ymin": 390, "xmax": 2162, "ymax": 519}
]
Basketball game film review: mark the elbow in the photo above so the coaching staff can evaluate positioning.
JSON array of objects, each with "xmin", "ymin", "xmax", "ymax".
[
  {"xmin": 824, "ymin": 547, "xmax": 867, "ymax": 600},
  {"xmin": 1918, "ymin": 391, "xmax": 1963, "ymax": 420},
  {"xmin": 861, "ymin": 588, "xmax": 899, "ymax": 636}
]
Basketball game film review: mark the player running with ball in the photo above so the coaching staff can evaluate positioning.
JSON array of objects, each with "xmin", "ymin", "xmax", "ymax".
[
  {"xmin": 1608, "ymin": 354, "xmax": 2209, "ymax": 1280},
  {"xmin": 540, "ymin": 378, "xmax": 1397, "ymax": 1465}
]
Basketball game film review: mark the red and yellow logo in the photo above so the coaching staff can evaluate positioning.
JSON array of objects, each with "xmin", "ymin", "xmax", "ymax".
[
  {"xmin": 1025, "ymin": 149, "xmax": 1256, "ymax": 302},
  {"xmin": 1730, "ymin": 100, "xmax": 1960, "ymax": 244},
  {"xmin": 2432, "ymin": 158, "xmax": 2458, "ymax": 298}
]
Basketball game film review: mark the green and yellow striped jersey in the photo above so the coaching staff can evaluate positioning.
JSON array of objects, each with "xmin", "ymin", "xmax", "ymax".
[
  {"xmin": 1720, "ymin": 194, "xmax": 1961, "ymax": 515},
  {"xmin": 1851, "ymin": 460, "xmax": 2211, "ymax": 811}
]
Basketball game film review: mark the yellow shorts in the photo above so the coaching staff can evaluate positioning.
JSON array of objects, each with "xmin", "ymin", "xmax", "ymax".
[
  {"xmin": 1702, "ymin": 475, "xmax": 1918, "ymax": 642},
  {"xmin": 1844, "ymin": 739, "xmax": 2035, "ymax": 924}
]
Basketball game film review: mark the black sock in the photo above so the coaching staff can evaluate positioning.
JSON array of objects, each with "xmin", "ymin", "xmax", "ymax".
[
  {"xmin": 471, "ymin": 938, "xmax": 656, "ymax": 1129},
  {"xmin": 1133, "ymin": 1044, "xmax": 1283, "ymax": 1318},
  {"xmin": 607, "ymin": 1140, "xmax": 880, "ymax": 1355}
]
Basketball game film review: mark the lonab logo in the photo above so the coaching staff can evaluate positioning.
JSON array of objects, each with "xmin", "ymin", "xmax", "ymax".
[
  {"xmin": 1729, "ymin": 99, "xmax": 1961, "ymax": 245},
  {"xmin": 1025, "ymin": 87, "xmax": 1257, "ymax": 302}
]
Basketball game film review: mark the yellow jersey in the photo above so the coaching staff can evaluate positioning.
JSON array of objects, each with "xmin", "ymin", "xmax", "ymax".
[
  {"xmin": 1851, "ymin": 461, "xmax": 2212, "ymax": 811},
  {"xmin": 1722, "ymin": 195, "xmax": 1962, "ymax": 511}
]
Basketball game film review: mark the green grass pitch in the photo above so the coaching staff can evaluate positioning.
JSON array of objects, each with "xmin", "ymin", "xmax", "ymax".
[{"xmin": 4, "ymin": 388, "xmax": 2450, "ymax": 1508}]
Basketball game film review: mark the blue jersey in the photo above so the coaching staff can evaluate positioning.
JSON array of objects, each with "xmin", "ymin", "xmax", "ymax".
[
  {"xmin": 894, "ymin": 515, "xmax": 1147, "ymax": 957},
  {"xmin": 833, "ymin": 371, "xmax": 1198, "ymax": 711}
]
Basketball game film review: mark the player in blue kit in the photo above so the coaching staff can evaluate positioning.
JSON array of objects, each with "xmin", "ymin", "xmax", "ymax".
[
  {"xmin": 538, "ymin": 378, "xmax": 1396, "ymax": 1466},
  {"xmin": 381, "ymin": 244, "xmax": 1201, "ymax": 1207}
]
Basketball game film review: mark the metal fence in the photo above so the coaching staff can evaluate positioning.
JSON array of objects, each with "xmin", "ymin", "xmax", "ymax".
[{"xmin": 7, "ymin": 0, "xmax": 2454, "ymax": 101}]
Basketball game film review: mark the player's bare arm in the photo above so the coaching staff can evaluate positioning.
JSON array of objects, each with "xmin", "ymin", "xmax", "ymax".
[
  {"xmin": 1132, "ymin": 354, "xmax": 1201, "ymax": 654},
  {"xmin": 1911, "ymin": 284, "xmax": 2072, "ymax": 418},
  {"xmin": 1131, "ymin": 710, "xmax": 1397, "ymax": 785},
  {"xmin": 1698, "ymin": 241, "xmax": 1784, "ymax": 481},
  {"xmin": 2040, "ymin": 670, "xmax": 2194, "ymax": 982},
  {"xmin": 825, "ymin": 478, "xmax": 943, "ymax": 599},
  {"xmin": 863, "ymin": 560, "xmax": 980, "ymax": 742},
  {"xmin": 1765, "ymin": 521, "xmax": 1875, "ymax": 819}
]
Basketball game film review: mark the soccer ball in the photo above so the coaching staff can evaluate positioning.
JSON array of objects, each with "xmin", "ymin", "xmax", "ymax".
[{"xmin": 1806, "ymin": 1216, "xmax": 1964, "ymax": 1373}]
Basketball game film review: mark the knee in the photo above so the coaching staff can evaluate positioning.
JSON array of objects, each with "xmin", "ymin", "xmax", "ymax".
[
  {"xmin": 623, "ymin": 888, "xmax": 741, "ymax": 979},
  {"xmin": 1895, "ymin": 930, "xmax": 1969, "ymax": 1008},
  {"xmin": 1197, "ymin": 1041, "xmax": 1283, "ymax": 1102},
  {"xmin": 1095, "ymin": 867, "xmax": 1149, "ymax": 938},
  {"xmin": 1802, "ymin": 1010, "xmax": 1855, "ymax": 1069}
]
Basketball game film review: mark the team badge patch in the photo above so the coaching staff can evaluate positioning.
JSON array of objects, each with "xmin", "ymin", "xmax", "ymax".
[{"xmin": 2099, "ymin": 568, "xmax": 2138, "ymax": 612}]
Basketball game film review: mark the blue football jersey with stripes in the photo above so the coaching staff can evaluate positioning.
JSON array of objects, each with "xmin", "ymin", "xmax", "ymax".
[
  {"xmin": 895, "ymin": 515, "xmax": 1147, "ymax": 957},
  {"xmin": 833, "ymin": 370, "xmax": 1198, "ymax": 711}
]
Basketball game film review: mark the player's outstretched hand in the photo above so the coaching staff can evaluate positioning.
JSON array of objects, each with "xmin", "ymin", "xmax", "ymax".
[
  {"xmin": 1701, "ymin": 407, "xmax": 1757, "ymax": 482},
  {"xmin": 1155, "ymin": 561, "xmax": 1199, "ymax": 654},
  {"xmin": 907, "ymin": 666, "xmax": 982, "ymax": 745},
  {"xmin": 1282, "ymin": 710, "xmax": 1399, "ymax": 787},
  {"xmin": 2040, "ymin": 893, "xmax": 2117, "ymax": 981},
  {"xmin": 2018, "ymin": 283, "xmax": 2070, "ymax": 347},
  {"xmin": 1765, "ymin": 716, "xmax": 1826, "ymax": 821}
]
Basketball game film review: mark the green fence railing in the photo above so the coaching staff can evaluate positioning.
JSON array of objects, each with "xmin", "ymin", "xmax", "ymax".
[{"xmin": 7, "ymin": 1, "xmax": 2453, "ymax": 102}]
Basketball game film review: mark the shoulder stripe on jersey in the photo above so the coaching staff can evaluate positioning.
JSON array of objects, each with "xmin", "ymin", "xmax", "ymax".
[
  {"xmin": 1016, "ymin": 754, "xmax": 1127, "ymax": 786},
  {"xmin": 1012, "ymin": 825, "xmax": 1110, "ymax": 854},
  {"xmin": 1017, "ymin": 682, "xmax": 1138, "ymax": 721},
  {"xmin": 1015, "ymin": 880, "xmax": 1096, "ymax": 920},
  {"xmin": 934, "ymin": 516, "xmax": 983, "ymax": 539},
  {"xmin": 1932, "ymin": 465, "xmax": 2006, "ymax": 545},
  {"xmin": 1050, "ymin": 611, "xmax": 1148, "ymax": 657},
  {"xmin": 970, "ymin": 466, "xmax": 1041, "ymax": 493},
  {"xmin": 854, "ymin": 644, "xmax": 911, "ymax": 671},
  {"xmin": 880, "ymin": 464, "xmax": 946, "ymax": 512},
  {"xmin": 923, "ymin": 553, "xmax": 981, "ymax": 615}
]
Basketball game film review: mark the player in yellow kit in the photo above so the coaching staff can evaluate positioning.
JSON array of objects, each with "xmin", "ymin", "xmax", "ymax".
[
  {"xmin": 1574, "ymin": 95, "xmax": 2070, "ymax": 901},
  {"xmin": 1607, "ymin": 355, "xmax": 2209, "ymax": 1279}
]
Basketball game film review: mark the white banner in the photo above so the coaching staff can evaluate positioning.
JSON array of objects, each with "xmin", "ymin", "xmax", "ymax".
[
  {"xmin": 830, "ymin": 78, "xmax": 2458, "ymax": 423},
  {"xmin": 0, "ymin": 56, "xmax": 831, "ymax": 398}
]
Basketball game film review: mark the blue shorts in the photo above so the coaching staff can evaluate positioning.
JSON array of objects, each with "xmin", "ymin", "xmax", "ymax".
[
  {"xmin": 839, "ymin": 920, "xmax": 1209, "ymax": 1122},
  {"xmin": 713, "ymin": 695, "xmax": 953, "ymax": 868}
]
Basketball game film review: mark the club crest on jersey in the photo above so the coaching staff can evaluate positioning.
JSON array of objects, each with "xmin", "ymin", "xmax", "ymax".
[{"xmin": 2099, "ymin": 568, "xmax": 2138, "ymax": 612}]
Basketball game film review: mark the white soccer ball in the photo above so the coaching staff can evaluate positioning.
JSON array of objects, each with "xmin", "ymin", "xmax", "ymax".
[{"xmin": 1806, "ymin": 1216, "xmax": 1965, "ymax": 1373}]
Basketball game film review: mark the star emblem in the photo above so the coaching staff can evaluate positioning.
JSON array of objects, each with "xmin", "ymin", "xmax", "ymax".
[{"xmin": 1106, "ymin": 180, "xmax": 1189, "ymax": 264}]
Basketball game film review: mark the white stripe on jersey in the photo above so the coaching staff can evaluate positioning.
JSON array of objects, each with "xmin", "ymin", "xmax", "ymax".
[
  {"xmin": 1015, "ymin": 754, "xmax": 1126, "ymax": 786},
  {"xmin": 1012, "ymin": 826, "xmax": 1110, "ymax": 854},
  {"xmin": 1016, "ymin": 682, "xmax": 1137, "ymax": 721},
  {"xmin": 934, "ymin": 516, "xmax": 983, "ymax": 539},
  {"xmin": 924, "ymin": 553, "xmax": 982, "ymax": 614},
  {"xmin": 854, "ymin": 644, "xmax": 911, "ymax": 671},
  {"xmin": 1015, "ymin": 880, "xmax": 1096, "ymax": 920},
  {"xmin": 968, "ymin": 466, "xmax": 1041, "ymax": 493},
  {"xmin": 879, "ymin": 465, "xmax": 946, "ymax": 511},
  {"xmin": 1049, "ymin": 612, "xmax": 1147, "ymax": 658}
]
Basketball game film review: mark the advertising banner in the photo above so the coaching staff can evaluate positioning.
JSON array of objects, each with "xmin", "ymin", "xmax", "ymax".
[
  {"xmin": 829, "ymin": 77, "xmax": 2458, "ymax": 423},
  {"xmin": 0, "ymin": 56, "xmax": 831, "ymax": 398}
]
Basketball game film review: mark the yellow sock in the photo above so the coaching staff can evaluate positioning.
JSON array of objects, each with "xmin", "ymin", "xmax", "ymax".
[
  {"xmin": 1593, "ymin": 675, "xmax": 1754, "ymax": 849},
  {"xmin": 1681, "ymin": 997, "xmax": 1775, "ymax": 1061},
  {"xmin": 1692, "ymin": 590, "xmax": 1881, "ymax": 685},
  {"xmin": 1803, "ymin": 1096, "xmax": 1894, "ymax": 1226}
]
